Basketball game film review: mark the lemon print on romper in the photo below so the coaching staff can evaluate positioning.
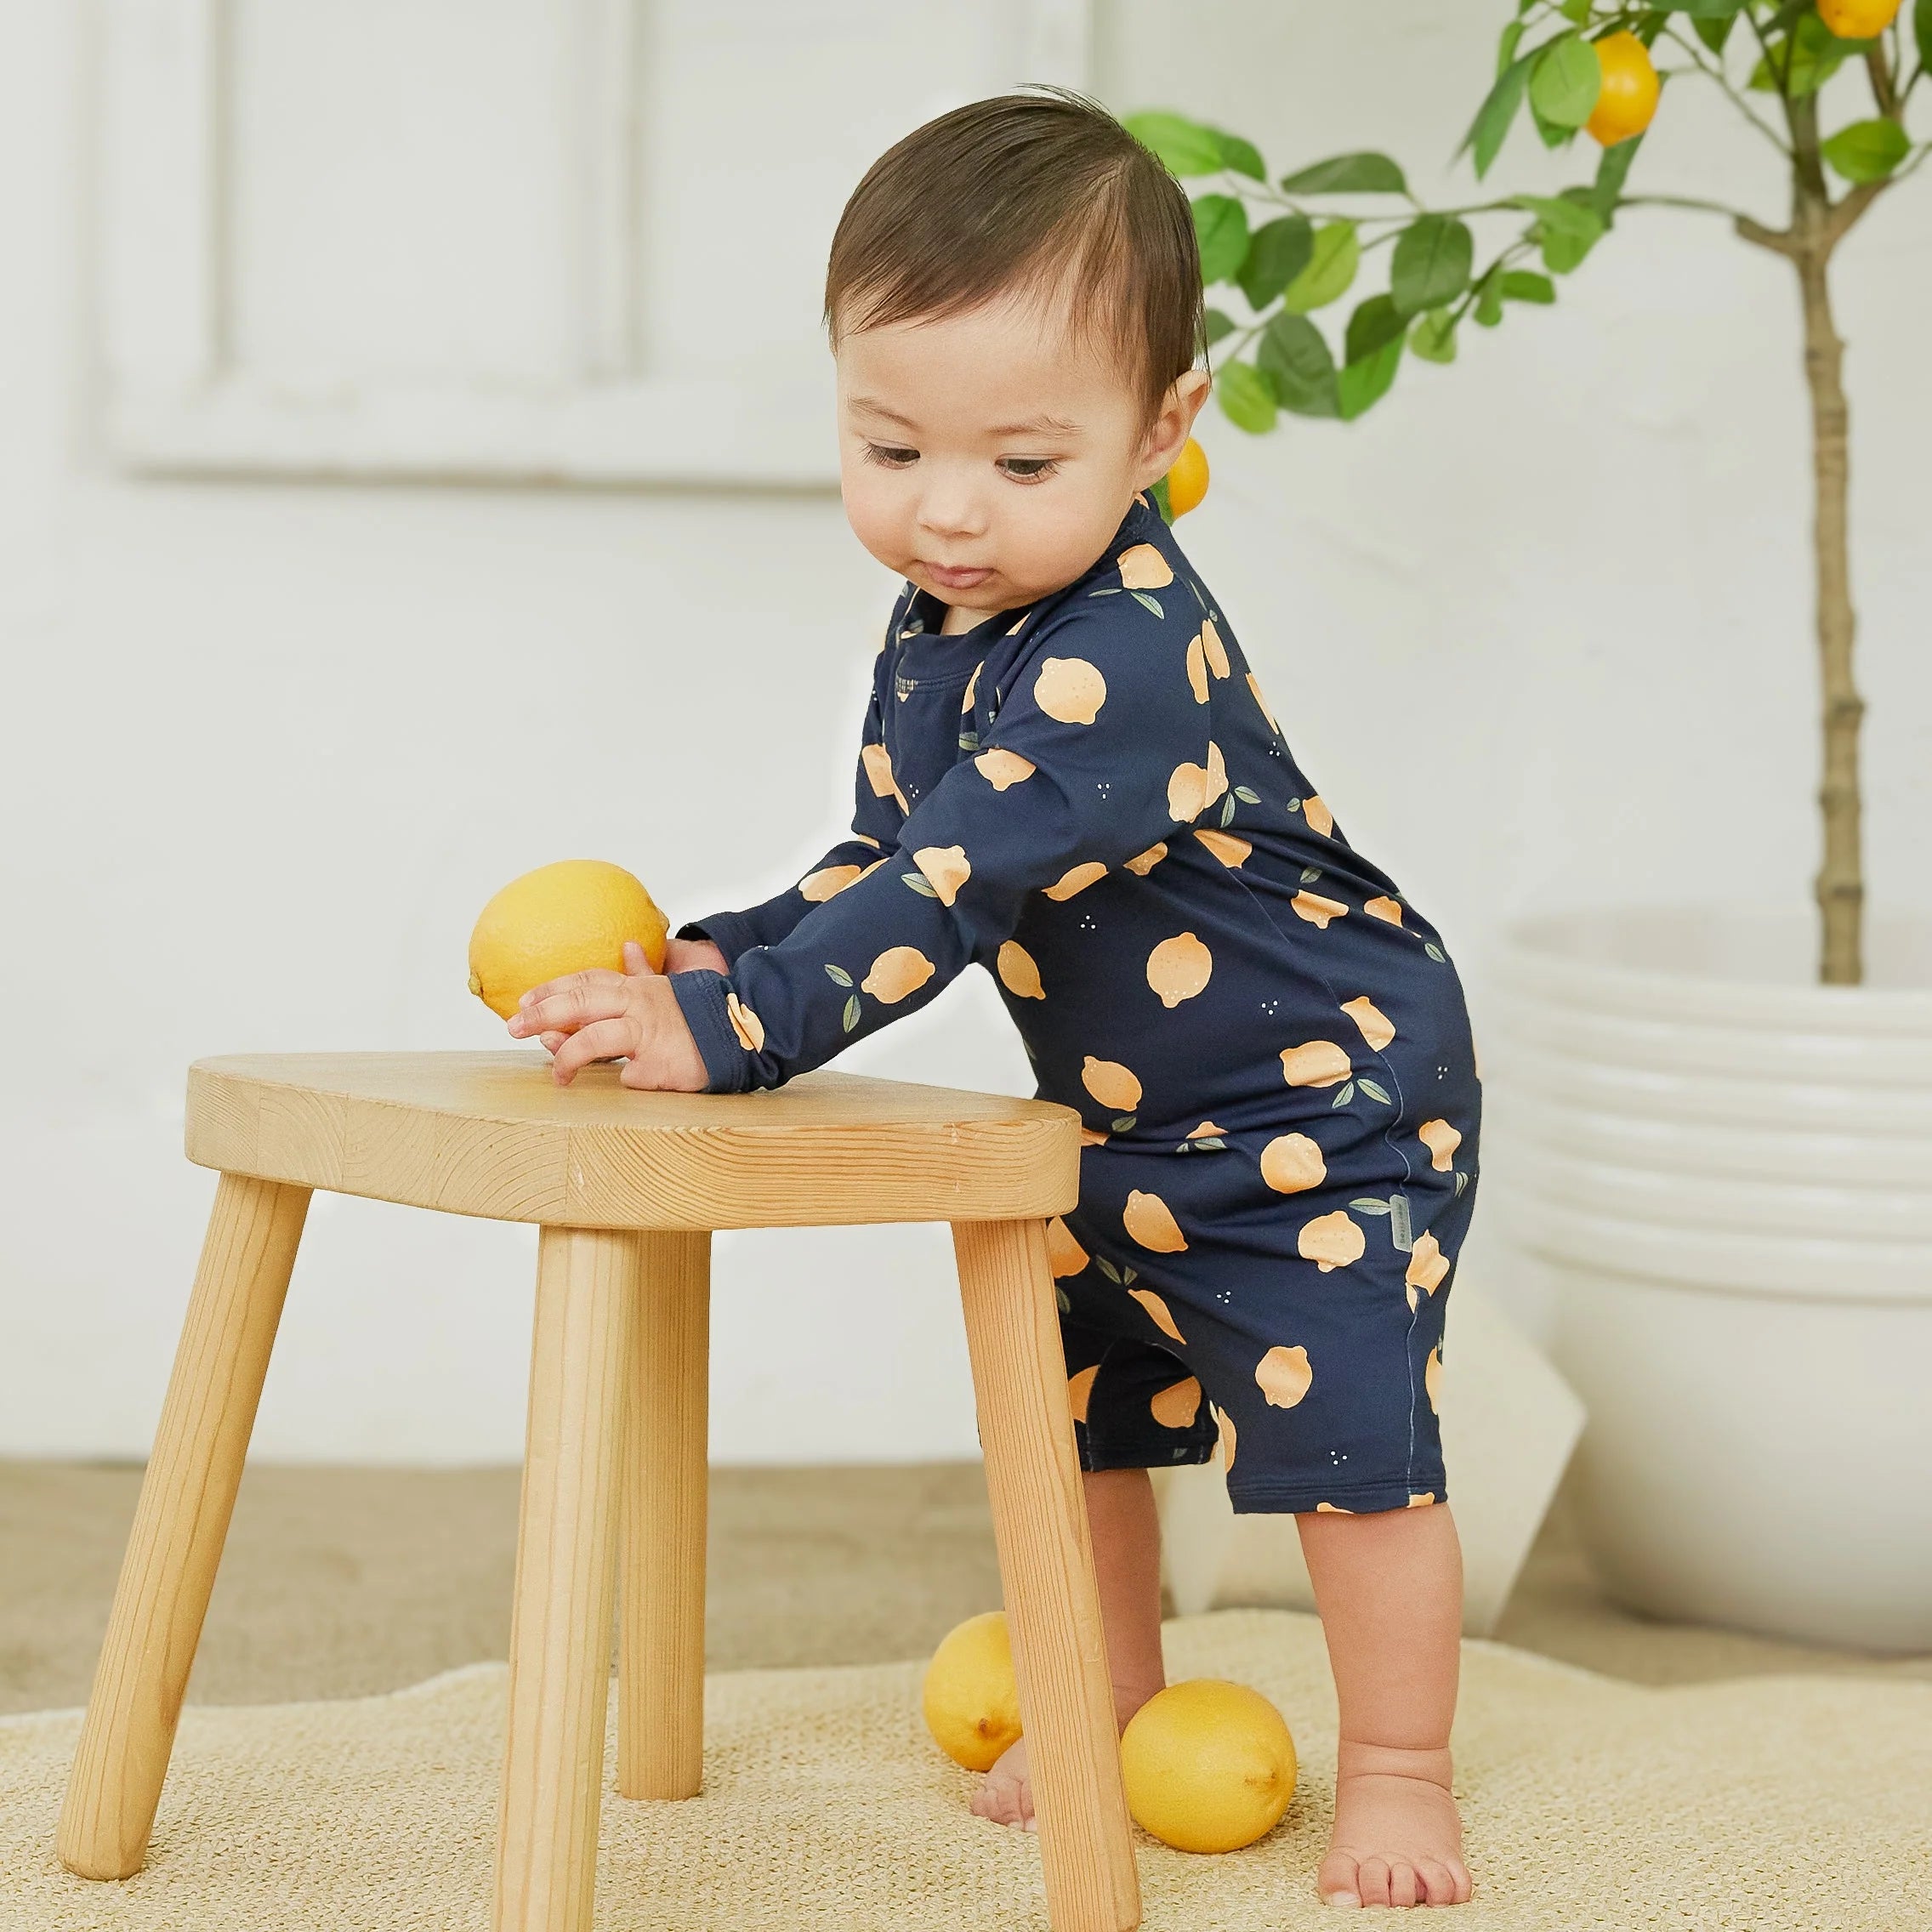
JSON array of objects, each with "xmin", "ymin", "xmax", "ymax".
[
  {"xmin": 1123, "ymin": 842, "xmax": 1168, "ymax": 876},
  {"xmin": 1302, "ymin": 796, "xmax": 1335, "ymax": 838},
  {"xmin": 1117, "ymin": 543, "xmax": 1174, "ymax": 589},
  {"xmin": 1247, "ymin": 672, "xmax": 1279, "ymax": 731},
  {"xmin": 912, "ymin": 844, "xmax": 970, "ymax": 906},
  {"xmin": 1426, "ymin": 1347, "xmax": 1444, "ymax": 1413},
  {"xmin": 1047, "ymin": 1216, "xmax": 1089, "ymax": 1278},
  {"xmin": 962, "ymin": 663, "xmax": 980, "ymax": 712},
  {"xmin": 1035, "ymin": 657, "xmax": 1108, "ymax": 724},
  {"xmin": 1165, "ymin": 742, "xmax": 1227, "ymax": 821},
  {"xmin": 1364, "ymin": 895, "xmax": 1404, "ymax": 925},
  {"xmin": 1341, "ymin": 995, "xmax": 1395, "ymax": 1050},
  {"xmin": 1124, "ymin": 1190, "xmax": 1187, "ymax": 1253},
  {"xmin": 1146, "ymin": 932, "xmax": 1212, "ymax": 1009},
  {"xmin": 861, "ymin": 741, "xmax": 907, "ymax": 810},
  {"xmin": 1298, "ymin": 1210, "xmax": 1366, "ymax": 1272},
  {"xmin": 1185, "ymin": 632, "xmax": 1209, "ymax": 705},
  {"xmin": 1254, "ymin": 1344, "xmax": 1313, "ymax": 1409},
  {"xmin": 1151, "ymin": 1377, "xmax": 1202, "ymax": 1429},
  {"xmin": 1216, "ymin": 1406, "xmax": 1236, "ymax": 1471},
  {"xmin": 1068, "ymin": 1364, "xmax": 1099, "ymax": 1423},
  {"xmin": 726, "ymin": 992, "xmax": 764, "ymax": 1052},
  {"xmin": 1280, "ymin": 1041, "xmax": 1351, "ymax": 1088},
  {"xmin": 1196, "ymin": 829, "xmax": 1250, "ymax": 868},
  {"xmin": 1418, "ymin": 1118, "xmax": 1462, "ymax": 1170},
  {"xmin": 975, "ymin": 747, "xmax": 1036, "ymax": 791},
  {"xmin": 1129, "ymin": 1287, "xmax": 1185, "ymax": 1344},
  {"xmin": 861, "ymin": 946, "xmax": 935, "ymax": 1003},
  {"xmin": 1200, "ymin": 618, "xmax": 1230, "ymax": 679},
  {"xmin": 1292, "ymin": 891, "xmax": 1349, "ymax": 929},
  {"xmin": 1082, "ymin": 1057, "xmax": 1143, "ymax": 1111},
  {"xmin": 997, "ymin": 940, "xmax": 1045, "ymax": 1000},
  {"xmin": 1406, "ymin": 1230, "xmax": 1450, "ymax": 1302},
  {"xmin": 800, "ymin": 865, "xmax": 862, "ymax": 901},
  {"xmin": 1044, "ymin": 861, "xmax": 1108, "ymax": 901},
  {"xmin": 1259, "ymin": 1132, "xmax": 1327, "ymax": 1194}
]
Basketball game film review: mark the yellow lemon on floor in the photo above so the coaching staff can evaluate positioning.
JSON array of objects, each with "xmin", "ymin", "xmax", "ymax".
[
  {"xmin": 923, "ymin": 1611, "xmax": 1021, "ymax": 1771},
  {"xmin": 467, "ymin": 860, "xmax": 668, "ymax": 1020},
  {"xmin": 1121, "ymin": 1679, "xmax": 1297, "ymax": 1853},
  {"xmin": 1164, "ymin": 438, "xmax": 1209, "ymax": 518}
]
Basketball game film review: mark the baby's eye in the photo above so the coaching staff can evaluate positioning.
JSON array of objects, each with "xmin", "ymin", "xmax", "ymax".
[
  {"xmin": 864, "ymin": 442, "xmax": 918, "ymax": 469},
  {"xmin": 998, "ymin": 457, "xmax": 1060, "ymax": 483}
]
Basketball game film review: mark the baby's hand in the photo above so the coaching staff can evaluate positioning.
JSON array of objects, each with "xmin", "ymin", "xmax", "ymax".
[{"xmin": 508, "ymin": 940, "xmax": 711, "ymax": 1090}]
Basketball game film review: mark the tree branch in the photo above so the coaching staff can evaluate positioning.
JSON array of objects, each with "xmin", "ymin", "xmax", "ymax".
[
  {"xmin": 1825, "ymin": 175, "xmax": 1894, "ymax": 246},
  {"xmin": 1662, "ymin": 25, "xmax": 1794, "ymax": 156},
  {"xmin": 1865, "ymin": 44, "xmax": 1901, "ymax": 117},
  {"xmin": 1736, "ymin": 212, "xmax": 1798, "ymax": 253}
]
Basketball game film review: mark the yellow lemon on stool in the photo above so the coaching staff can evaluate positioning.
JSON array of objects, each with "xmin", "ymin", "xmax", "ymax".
[
  {"xmin": 923, "ymin": 1611, "xmax": 1022, "ymax": 1771},
  {"xmin": 1163, "ymin": 437, "xmax": 1210, "ymax": 518},
  {"xmin": 1121, "ymin": 1679, "xmax": 1297, "ymax": 1853},
  {"xmin": 467, "ymin": 859, "xmax": 668, "ymax": 1019}
]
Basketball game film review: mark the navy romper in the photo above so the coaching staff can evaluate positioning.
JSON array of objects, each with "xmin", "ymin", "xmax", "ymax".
[{"xmin": 673, "ymin": 495, "xmax": 1482, "ymax": 1515}]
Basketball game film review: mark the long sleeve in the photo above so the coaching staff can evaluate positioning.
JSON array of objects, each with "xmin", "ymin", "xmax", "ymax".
[
  {"xmin": 679, "ymin": 673, "xmax": 906, "ymax": 965},
  {"xmin": 671, "ymin": 578, "xmax": 1222, "ymax": 1093}
]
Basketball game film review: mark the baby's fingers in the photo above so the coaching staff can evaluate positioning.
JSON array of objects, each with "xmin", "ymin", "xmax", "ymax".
[
  {"xmin": 550, "ymin": 1017, "xmax": 639, "ymax": 1085},
  {"xmin": 510, "ymin": 976, "xmax": 626, "ymax": 1039}
]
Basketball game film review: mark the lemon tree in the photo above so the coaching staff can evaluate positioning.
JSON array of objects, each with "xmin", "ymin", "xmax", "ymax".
[{"xmin": 1128, "ymin": 0, "xmax": 1929, "ymax": 986}]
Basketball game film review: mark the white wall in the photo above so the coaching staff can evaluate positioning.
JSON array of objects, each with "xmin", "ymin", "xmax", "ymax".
[{"xmin": 2, "ymin": 3, "xmax": 1926, "ymax": 1464}]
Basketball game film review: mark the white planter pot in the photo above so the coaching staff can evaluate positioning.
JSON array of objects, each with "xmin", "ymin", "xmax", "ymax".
[{"xmin": 1492, "ymin": 906, "xmax": 1932, "ymax": 1652}]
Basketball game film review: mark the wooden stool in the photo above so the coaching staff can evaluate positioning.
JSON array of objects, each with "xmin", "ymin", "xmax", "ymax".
[{"xmin": 56, "ymin": 1052, "xmax": 1140, "ymax": 1932}]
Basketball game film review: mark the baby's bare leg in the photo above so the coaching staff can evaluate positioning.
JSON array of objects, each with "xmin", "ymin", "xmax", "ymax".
[
  {"xmin": 971, "ymin": 1467, "xmax": 1166, "ymax": 1828},
  {"xmin": 1298, "ymin": 1502, "xmax": 1473, "ymax": 1908}
]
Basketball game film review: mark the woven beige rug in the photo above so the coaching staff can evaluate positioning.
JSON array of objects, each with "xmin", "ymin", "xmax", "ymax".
[{"xmin": 3, "ymin": 1610, "xmax": 1924, "ymax": 1931}]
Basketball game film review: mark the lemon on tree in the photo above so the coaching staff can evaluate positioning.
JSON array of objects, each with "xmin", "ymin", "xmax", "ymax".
[
  {"xmin": 467, "ymin": 859, "xmax": 668, "ymax": 1019},
  {"xmin": 1816, "ymin": 0, "xmax": 1901, "ymax": 37},
  {"xmin": 1162, "ymin": 436, "xmax": 1210, "ymax": 517},
  {"xmin": 1586, "ymin": 31, "xmax": 1660, "ymax": 147},
  {"xmin": 1121, "ymin": 1678, "xmax": 1298, "ymax": 1853},
  {"xmin": 922, "ymin": 1611, "xmax": 1022, "ymax": 1770}
]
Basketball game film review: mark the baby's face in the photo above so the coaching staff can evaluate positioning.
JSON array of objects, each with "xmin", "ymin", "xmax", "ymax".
[{"xmin": 835, "ymin": 293, "xmax": 1205, "ymax": 628}]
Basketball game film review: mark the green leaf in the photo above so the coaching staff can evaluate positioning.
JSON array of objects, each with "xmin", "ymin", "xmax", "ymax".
[
  {"xmin": 1475, "ymin": 270, "xmax": 1507, "ymax": 327},
  {"xmin": 1130, "ymin": 590, "xmax": 1165, "ymax": 617},
  {"xmin": 1331, "ymin": 1081, "xmax": 1356, "ymax": 1108},
  {"xmin": 1653, "ymin": 0, "xmax": 1747, "ymax": 15},
  {"xmin": 1463, "ymin": 55, "xmax": 1532, "ymax": 179},
  {"xmin": 1149, "ymin": 474, "xmax": 1174, "ymax": 525},
  {"xmin": 842, "ymin": 993, "xmax": 861, "ymax": 1031},
  {"xmin": 1234, "ymin": 785, "xmax": 1261, "ymax": 803},
  {"xmin": 1216, "ymin": 360, "xmax": 1278, "ymax": 434},
  {"xmin": 1821, "ymin": 117, "xmax": 1911, "ymax": 184},
  {"xmin": 1258, "ymin": 312, "xmax": 1339, "ymax": 418},
  {"xmin": 1122, "ymin": 1265, "xmax": 1139, "ymax": 1284},
  {"xmin": 1530, "ymin": 34, "xmax": 1603, "ymax": 128},
  {"xmin": 1558, "ymin": 0, "xmax": 1591, "ymax": 20},
  {"xmin": 1203, "ymin": 307, "xmax": 1237, "ymax": 347},
  {"xmin": 1111, "ymin": 1115, "xmax": 1137, "ymax": 1133},
  {"xmin": 1299, "ymin": 864, "xmax": 1322, "ymax": 883},
  {"xmin": 1410, "ymin": 308, "xmax": 1458, "ymax": 364},
  {"xmin": 957, "ymin": 732, "xmax": 979, "ymax": 750},
  {"xmin": 1279, "ymin": 151, "xmax": 1408, "ymax": 195},
  {"xmin": 1530, "ymin": 93, "xmax": 1577, "ymax": 149},
  {"xmin": 1096, "ymin": 1255, "xmax": 1122, "ymax": 1282},
  {"xmin": 1390, "ymin": 215, "xmax": 1474, "ymax": 317},
  {"xmin": 1350, "ymin": 1196, "xmax": 1395, "ymax": 1215},
  {"xmin": 1589, "ymin": 131, "xmax": 1644, "ymax": 224},
  {"xmin": 1338, "ymin": 336, "xmax": 1402, "ymax": 419},
  {"xmin": 1217, "ymin": 131, "xmax": 1267, "ymax": 182},
  {"xmin": 901, "ymin": 872, "xmax": 939, "ymax": 896},
  {"xmin": 1502, "ymin": 269, "xmax": 1556, "ymax": 303},
  {"xmin": 1281, "ymin": 221, "xmax": 1360, "ymax": 313},
  {"xmin": 1424, "ymin": 941, "xmax": 1447, "ymax": 963},
  {"xmin": 1693, "ymin": 13, "xmax": 1735, "ymax": 53},
  {"xmin": 1219, "ymin": 793, "xmax": 1237, "ymax": 827},
  {"xmin": 824, "ymin": 963, "xmax": 853, "ymax": 987},
  {"xmin": 1238, "ymin": 213, "xmax": 1315, "ymax": 310},
  {"xmin": 1750, "ymin": 15, "xmax": 1869, "ymax": 94},
  {"xmin": 1055, "ymin": 1284, "xmax": 1072, "ymax": 1314},
  {"xmin": 1359, "ymin": 1077, "xmax": 1394, "ymax": 1105},
  {"xmin": 1193, "ymin": 194, "xmax": 1251, "ymax": 284},
  {"xmin": 1123, "ymin": 111, "xmax": 1227, "ymax": 175},
  {"xmin": 1919, "ymin": 0, "xmax": 1932, "ymax": 74},
  {"xmin": 1344, "ymin": 293, "xmax": 1406, "ymax": 363},
  {"xmin": 1514, "ymin": 193, "xmax": 1605, "ymax": 273},
  {"xmin": 1497, "ymin": 17, "xmax": 1526, "ymax": 74}
]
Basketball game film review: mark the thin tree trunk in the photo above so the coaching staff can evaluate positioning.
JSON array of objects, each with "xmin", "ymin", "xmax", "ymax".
[{"xmin": 1794, "ymin": 233, "xmax": 1865, "ymax": 986}]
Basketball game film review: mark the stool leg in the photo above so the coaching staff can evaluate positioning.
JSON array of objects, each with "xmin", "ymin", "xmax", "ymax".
[
  {"xmin": 58, "ymin": 1173, "xmax": 310, "ymax": 1880},
  {"xmin": 617, "ymin": 1230, "xmax": 710, "ymax": 1800},
  {"xmin": 953, "ymin": 1219, "xmax": 1141, "ymax": 1932},
  {"xmin": 492, "ymin": 1227, "xmax": 638, "ymax": 1932}
]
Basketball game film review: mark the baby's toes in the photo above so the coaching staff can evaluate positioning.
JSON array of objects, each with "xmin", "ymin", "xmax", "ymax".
[
  {"xmin": 1316, "ymin": 1849, "xmax": 1362, "ymax": 1908},
  {"xmin": 1355, "ymin": 1855, "xmax": 1394, "ymax": 1907},
  {"xmin": 1387, "ymin": 1861, "xmax": 1421, "ymax": 1909}
]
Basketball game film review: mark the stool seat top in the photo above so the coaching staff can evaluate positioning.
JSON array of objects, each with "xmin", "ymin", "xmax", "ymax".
[{"xmin": 185, "ymin": 1052, "xmax": 1081, "ymax": 1230}]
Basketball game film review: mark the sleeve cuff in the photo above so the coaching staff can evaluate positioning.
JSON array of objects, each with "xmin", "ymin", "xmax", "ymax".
[
  {"xmin": 676, "ymin": 910, "xmax": 764, "ymax": 969},
  {"xmin": 668, "ymin": 969, "xmax": 756, "ymax": 1094}
]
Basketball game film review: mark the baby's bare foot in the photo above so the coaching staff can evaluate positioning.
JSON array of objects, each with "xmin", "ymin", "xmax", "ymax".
[
  {"xmin": 970, "ymin": 1736, "xmax": 1037, "ymax": 1830},
  {"xmin": 1319, "ymin": 1742, "xmax": 1472, "ymax": 1909}
]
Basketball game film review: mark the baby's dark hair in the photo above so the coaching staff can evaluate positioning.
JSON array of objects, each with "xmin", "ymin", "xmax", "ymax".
[{"xmin": 824, "ymin": 88, "xmax": 1205, "ymax": 429}]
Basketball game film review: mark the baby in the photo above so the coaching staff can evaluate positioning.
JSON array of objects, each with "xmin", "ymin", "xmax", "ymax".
[{"xmin": 509, "ymin": 89, "xmax": 1480, "ymax": 1912}]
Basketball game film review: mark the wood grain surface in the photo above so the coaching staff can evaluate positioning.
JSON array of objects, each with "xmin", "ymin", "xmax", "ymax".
[
  {"xmin": 57, "ymin": 1174, "xmax": 311, "ymax": 1879},
  {"xmin": 185, "ymin": 1054, "xmax": 1080, "ymax": 1230}
]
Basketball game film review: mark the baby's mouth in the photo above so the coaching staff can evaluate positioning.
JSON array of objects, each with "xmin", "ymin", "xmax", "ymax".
[{"xmin": 923, "ymin": 562, "xmax": 995, "ymax": 591}]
